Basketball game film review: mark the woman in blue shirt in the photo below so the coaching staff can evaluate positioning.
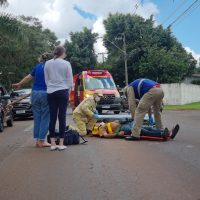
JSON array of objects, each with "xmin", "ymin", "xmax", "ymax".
[{"xmin": 12, "ymin": 53, "xmax": 53, "ymax": 147}]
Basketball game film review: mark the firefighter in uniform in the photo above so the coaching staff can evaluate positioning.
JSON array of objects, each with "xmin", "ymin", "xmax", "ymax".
[
  {"xmin": 125, "ymin": 78, "xmax": 164, "ymax": 140},
  {"xmin": 72, "ymin": 90, "xmax": 103, "ymax": 136}
]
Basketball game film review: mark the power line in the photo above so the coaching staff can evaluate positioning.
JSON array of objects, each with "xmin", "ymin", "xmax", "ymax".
[
  {"xmin": 170, "ymin": 0, "xmax": 200, "ymax": 27},
  {"xmin": 167, "ymin": 0, "xmax": 200, "ymax": 27},
  {"xmin": 162, "ymin": 0, "xmax": 189, "ymax": 25},
  {"xmin": 174, "ymin": 0, "xmax": 200, "ymax": 27},
  {"xmin": 133, "ymin": 0, "xmax": 141, "ymax": 14}
]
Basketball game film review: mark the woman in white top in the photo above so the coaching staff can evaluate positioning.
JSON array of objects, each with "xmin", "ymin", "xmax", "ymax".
[{"xmin": 45, "ymin": 46, "xmax": 73, "ymax": 150}]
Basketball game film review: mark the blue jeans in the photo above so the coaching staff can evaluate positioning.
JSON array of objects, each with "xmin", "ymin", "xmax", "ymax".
[
  {"xmin": 31, "ymin": 90, "xmax": 49, "ymax": 140},
  {"xmin": 47, "ymin": 89, "xmax": 69, "ymax": 138}
]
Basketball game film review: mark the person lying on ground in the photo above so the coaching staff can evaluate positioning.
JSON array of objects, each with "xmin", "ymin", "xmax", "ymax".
[{"xmin": 91, "ymin": 120, "xmax": 180, "ymax": 141}]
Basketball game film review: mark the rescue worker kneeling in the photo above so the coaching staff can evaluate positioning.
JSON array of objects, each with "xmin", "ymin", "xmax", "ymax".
[{"xmin": 72, "ymin": 90, "xmax": 103, "ymax": 136}]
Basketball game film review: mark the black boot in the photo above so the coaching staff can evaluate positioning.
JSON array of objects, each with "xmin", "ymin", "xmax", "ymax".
[
  {"xmin": 170, "ymin": 124, "xmax": 180, "ymax": 139},
  {"xmin": 162, "ymin": 128, "xmax": 170, "ymax": 140}
]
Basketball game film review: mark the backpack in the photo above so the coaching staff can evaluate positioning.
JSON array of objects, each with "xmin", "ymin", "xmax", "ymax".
[{"xmin": 47, "ymin": 129, "xmax": 88, "ymax": 145}]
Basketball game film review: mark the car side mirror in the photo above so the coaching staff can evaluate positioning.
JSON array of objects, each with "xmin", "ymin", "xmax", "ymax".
[{"xmin": 10, "ymin": 92, "xmax": 19, "ymax": 98}]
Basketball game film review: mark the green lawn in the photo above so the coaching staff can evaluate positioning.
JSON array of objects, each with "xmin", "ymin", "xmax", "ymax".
[{"xmin": 165, "ymin": 102, "xmax": 200, "ymax": 110}]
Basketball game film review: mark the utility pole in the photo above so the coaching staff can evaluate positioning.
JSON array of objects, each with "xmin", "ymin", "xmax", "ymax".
[
  {"xmin": 122, "ymin": 33, "xmax": 128, "ymax": 86},
  {"xmin": 115, "ymin": 33, "xmax": 128, "ymax": 86},
  {"xmin": 98, "ymin": 34, "xmax": 129, "ymax": 86},
  {"xmin": 98, "ymin": 52, "xmax": 106, "ymax": 63}
]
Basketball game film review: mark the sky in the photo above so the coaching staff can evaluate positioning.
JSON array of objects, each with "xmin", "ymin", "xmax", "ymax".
[{"xmin": 2, "ymin": 0, "xmax": 200, "ymax": 62}]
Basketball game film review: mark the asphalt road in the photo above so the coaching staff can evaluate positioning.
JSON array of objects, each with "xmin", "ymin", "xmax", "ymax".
[{"xmin": 0, "ymin": 110, "xmax": 200, "ymax": 200}]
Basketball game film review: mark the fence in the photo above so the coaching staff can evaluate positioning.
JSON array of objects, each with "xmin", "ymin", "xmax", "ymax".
[{"xmin": 161, "ymin": 83, "xmax": 200, "ymax": 105}]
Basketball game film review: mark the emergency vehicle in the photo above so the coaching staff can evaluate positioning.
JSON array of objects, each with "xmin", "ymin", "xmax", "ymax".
[{"xmin": 69, "ymin": 70, "xmax": 121, "ymax": 114}]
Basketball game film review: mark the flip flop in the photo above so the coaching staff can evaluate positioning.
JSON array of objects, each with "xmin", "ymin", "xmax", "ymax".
[{"xmin": 170, "ymin": 124, "xmax": 180, "ymax": 139}]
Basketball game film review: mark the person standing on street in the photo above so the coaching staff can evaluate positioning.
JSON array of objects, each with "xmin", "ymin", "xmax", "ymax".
[
  {"xmin": 12, "ymin": 53, "xmax": 53, "ymax": 147},
  {"xmin": 72, "ymin": 90, "xmax": 103, "ymax": 136},
  {"xmin": 125, "ymin": 78, "xmax": 165, "ymax": 141},
  {"xmin": 44, "ymin": 46, "xmax": 73, "ymax": 151}
]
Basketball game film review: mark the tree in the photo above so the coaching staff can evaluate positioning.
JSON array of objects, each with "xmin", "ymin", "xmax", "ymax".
[
  {"xmin": 138, "ymin": 47, "xmax": 196, "ymax": 83},
  {"xmin": 103, "ymin": 13, "xmax": 196, "ymax": 86},
  {"xmin": 0, "ymin": 0, "xmax": 7, "ymax": 6},
  {"xmin": 0, "ymin": 0, "xmax": 24, "ymax": 38},
  {"xmin": 64, "ymin": 27, "xmax": 98, "ymax": 74},
  {"xmin": 0, "ymin": 14, "xmax": 25, "ymax": 40},
  {"xmin": 0, "ymin": 2, "xmax": 59, "ymax": 89},
  {"xmin": 0, "ymin": 16, "xmax": 58, "ymax": 88}
]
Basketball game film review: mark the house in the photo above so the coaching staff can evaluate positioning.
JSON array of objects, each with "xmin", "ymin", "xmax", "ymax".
[{"xmin": 184, "ymin": 73, "xmax": 200, "ymax": 84}]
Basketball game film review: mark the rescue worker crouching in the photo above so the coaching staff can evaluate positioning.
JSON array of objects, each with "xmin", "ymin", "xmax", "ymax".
[
  {"xmin": 72, "ymin": 90, "xmax": 103, "ymax": 136},
  {"xmin": 124, "ymin": 78, "xmax": 165, "ymax": 141}
]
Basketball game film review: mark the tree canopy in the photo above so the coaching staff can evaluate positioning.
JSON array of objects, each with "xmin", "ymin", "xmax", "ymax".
[
  {"xmin": 0, "ymin": 16, "xmax": 59, "ymax": 89},
  {"xmin": 103, "ymin": 13, "xmax": 196, "ymax": 86},
  {"xmin": 64, "ymin": 27, "xmax": 98, "ymax": 75},
  {"xmin": 0, "ymin": 0, "xmax": 7, "ymax": 6},
  {"xmin": 0, "ymin": 10, "xmax": 197, "ymax": 89}
]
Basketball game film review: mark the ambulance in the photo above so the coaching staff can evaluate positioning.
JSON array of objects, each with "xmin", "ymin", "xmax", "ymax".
[{"xmin": 69, "ymin": 70, "xmax": 121, "ymax": 114}]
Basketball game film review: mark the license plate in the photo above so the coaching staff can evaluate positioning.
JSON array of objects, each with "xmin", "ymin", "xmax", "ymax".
[
  {"xmin": 16, "ymin": 110, "xmax": 26, "ymax": 114},
  {"xmin": 102, "ymin": 105, "xmax": 110, "ymax": 109}
]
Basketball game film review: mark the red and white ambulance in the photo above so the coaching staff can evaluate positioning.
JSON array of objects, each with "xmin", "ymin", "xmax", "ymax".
[{"xmin": 69, "ymin": 70, "xmax": 121, "ymax": 114}]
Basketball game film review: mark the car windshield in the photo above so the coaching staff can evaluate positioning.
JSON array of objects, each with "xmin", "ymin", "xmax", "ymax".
[{"xmin": 84, "ymin": 76, "xmax": 116, "ymax": 90}]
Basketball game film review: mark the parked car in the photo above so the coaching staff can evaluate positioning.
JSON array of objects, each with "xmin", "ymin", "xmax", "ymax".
[
  {"xmin": 10, "ymin": 89, "xmax": 33, "ymax": 119},
  {"xmin": 0, "ymin": 85, "xmax": 14, "ymax": 132}
]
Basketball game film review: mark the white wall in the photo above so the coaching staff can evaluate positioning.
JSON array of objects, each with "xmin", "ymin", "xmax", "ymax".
[{"xmin": 161, "ymin": 83, "xmax": 200, "ymax": 105}]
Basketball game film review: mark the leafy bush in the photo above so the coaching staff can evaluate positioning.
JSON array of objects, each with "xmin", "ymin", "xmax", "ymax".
[{"xmin": 191, "ymin": 80, "xmax": 200, "ymax": 85}]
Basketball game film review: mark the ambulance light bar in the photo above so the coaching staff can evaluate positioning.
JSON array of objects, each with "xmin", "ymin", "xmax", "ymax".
[{"xmin": 87, "ymin": 70, "xmax": 107, "ymax": 76}]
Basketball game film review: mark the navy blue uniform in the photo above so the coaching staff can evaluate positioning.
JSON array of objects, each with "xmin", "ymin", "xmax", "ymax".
[
  {"xmin": 129, "ymin": 79, "xmax": 159, "ymax": 99},
  {"xmin": 126, "ymin": 78, "xmax": 164, "ymax": 138}
]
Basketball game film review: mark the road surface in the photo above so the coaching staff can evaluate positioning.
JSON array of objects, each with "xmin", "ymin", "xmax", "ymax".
[{"xmin": 0, "ymin": 110, "xmax": 200, "ymax": 200}]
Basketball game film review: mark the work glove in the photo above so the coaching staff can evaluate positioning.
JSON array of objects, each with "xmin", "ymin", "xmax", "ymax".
[
  {"xmin": 148, "ymin": 115, "xmax": 154, "ymax": 126},
  {"xmin": 94, "ymin": 110, "xmax": 98, "ymax": 115},
  {"xmin": 92, "ymin": 114, "xmax": 99, "ymax": 119}
]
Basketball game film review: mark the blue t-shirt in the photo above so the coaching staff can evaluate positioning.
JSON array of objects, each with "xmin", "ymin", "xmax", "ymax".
[
  {"xmin": 129, "ymin": 79, "xmax": 158, "ymax": 99},
  {"xmin": 31, "ymin": 63, "xmax": 47, "ymax": 91}
]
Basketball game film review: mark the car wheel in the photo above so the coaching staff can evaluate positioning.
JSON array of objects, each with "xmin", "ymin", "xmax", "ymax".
[
  {"xmin": 114, "ymin": 111, "xmax": 120, "ymax": 114},
  {"xmin": 7, "ymin": 115, "xmax": 14, "ymax": 127},
  {"xmin": 0, "ymin": 116, "xmax": 4, "ymax": 132}
]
